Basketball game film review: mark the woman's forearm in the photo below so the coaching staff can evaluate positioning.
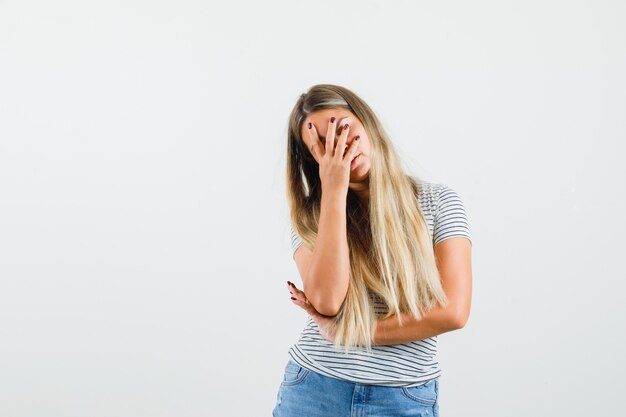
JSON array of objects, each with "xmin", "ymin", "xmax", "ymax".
[
  {"xmin": 372, "ymin": 302, "xmax": 461, "ymax": 346},
  {"xmin": 304, "ymin": 190, "xmax": 350, "ymax": 316}
]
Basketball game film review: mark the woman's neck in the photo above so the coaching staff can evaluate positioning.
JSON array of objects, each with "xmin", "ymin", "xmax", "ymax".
[{"xmin": 349, "ymin": 178, "xmax": 370, "ymax": 205}]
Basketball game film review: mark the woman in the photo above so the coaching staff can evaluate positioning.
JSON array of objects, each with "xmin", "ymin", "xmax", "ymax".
[{"xmin": 274, "ymin": 84, "xmax": 472, "ymax": 417}]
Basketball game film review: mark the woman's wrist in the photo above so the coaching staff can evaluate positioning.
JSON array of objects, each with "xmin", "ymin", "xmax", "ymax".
[{"xmin": 321, "ymin": 189, "xmax": 347, "ymax": 208}]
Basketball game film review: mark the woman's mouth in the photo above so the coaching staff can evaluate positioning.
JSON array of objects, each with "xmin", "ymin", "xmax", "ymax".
[{"xmin": 350, "ymin": 154, "xmax": 361, "ymax": 169}]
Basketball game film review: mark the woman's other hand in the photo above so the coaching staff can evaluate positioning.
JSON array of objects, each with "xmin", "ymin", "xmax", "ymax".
[{"xmin": 287, "ymin": 280, "xmax": 337, "ymax": 344}]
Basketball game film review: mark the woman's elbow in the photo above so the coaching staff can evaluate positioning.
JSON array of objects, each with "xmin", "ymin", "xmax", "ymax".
[{"xmin": 450, "ymin": 304, "xmax": 471, "ymax": 329}]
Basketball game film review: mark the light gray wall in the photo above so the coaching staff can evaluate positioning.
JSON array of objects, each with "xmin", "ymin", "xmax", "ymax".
[{"xmin": 1, "ymin": 1, "xmax": 624, "ymax": 416}]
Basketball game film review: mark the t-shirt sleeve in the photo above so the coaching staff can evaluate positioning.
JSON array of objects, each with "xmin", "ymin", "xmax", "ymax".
[
  {"xmin": 290, "ymin": 225, "xmax": 304, "ymax": 258},
  {"xmin": 433, "ymin": 184, "xmax": 472, "ymax": 246}
]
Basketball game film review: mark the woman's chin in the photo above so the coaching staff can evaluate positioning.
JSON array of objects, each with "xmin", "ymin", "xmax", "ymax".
[{"xmin": 350, "ymin": 163, "xmax": 369, "ymax": 180}]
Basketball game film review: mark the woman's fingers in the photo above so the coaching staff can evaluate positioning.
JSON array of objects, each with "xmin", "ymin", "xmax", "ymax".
[
  {"xmin": 344, "ymin": 135, "xmax": 361, "ymax": 163},
  {"xmin": 335, "ymin": 118, "xmax": 350, "ymax": 161},
  {"xmin": 287, "ymin": 281, "xmax": 306, "ymax": 298},
  {"xmin": 310, "ymin": 140, "xmax": 321, "ymax": 161},
  {"xmin": 306, "ymin": 116, "xmax": 352, "ymax": 161},
  {"xmin": 292, "ymin": 297, "xmax": 316, "ymax": 316},
  {"xmin": 287, "ymin": 281, "xmax": 316, "ymax": 311},
  {"xmin": 289, "ymin": 288, "xmax": 315, "ymax": 312},
  {"xmin": 325, "ymin": 116, "xmax": 337, "ymax": 156},
  {"xmin": 306, "ymin": 122, "xmax": 323, "ymax": 159}
]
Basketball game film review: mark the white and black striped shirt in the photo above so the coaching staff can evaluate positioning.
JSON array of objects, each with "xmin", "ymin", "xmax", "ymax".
[{"xmin": 287, "ymin": 182, "xmax": 472, "ymax": 387}]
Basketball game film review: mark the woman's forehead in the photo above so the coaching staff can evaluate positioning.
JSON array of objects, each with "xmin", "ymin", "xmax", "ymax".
[
  {"xmin": 302, "ymin": 110, "xmax": 355, "ymax": 134},
  {"xmin": 307, "ymin": 108, "xmax": 353, "ymax": 122}
]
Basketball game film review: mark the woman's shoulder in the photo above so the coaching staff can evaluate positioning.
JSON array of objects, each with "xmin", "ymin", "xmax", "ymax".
[
  {"xmin": 413, "ymin": 179, "xmax": 449, "ymax": 206},
  {"xmin": 415, "ymin": 180, "xmax": 447, "ymax": 194}
]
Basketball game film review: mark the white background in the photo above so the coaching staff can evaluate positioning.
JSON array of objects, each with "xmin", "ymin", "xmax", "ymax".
[{"xmin": 1, "ymin": 1, "xmax": 625, "ymax": 416}]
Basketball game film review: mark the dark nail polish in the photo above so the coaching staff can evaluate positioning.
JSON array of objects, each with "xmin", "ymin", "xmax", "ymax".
[
  {"xmin": 330, "ymin": 117, "xmax": 336, "ymax": 123},
  {"xmin": 344, "ymin": 123, "xmax": 349, "ymax": 129},
  {"xmin": 355, "ymin": 136, "xmax": 360, "ymax": 140},
  {"xmin": 307, "ymin": 122, "xmax": 312, "ymax": 129},
  {"xmin": 291, "ymin": 297, "xmax": 296, "ymax": 300}
]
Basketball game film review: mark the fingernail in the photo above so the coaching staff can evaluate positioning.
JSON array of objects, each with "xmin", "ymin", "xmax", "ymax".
[
  {"xmin": 307, "ymin": 122, "xmax": 312, "ymax": 129},
  {"xmin": 330, "ymin": 117, "xmax": 336, "ymax": 123},
  {"xmin": 355, "ymin": 136, "xmax": 360, "ymax": 141},
  {"xmin": 344, "ymin": 123, "xmax": 349, "ymax": 129},
  {"xmin": 291, "ymin": 297, "xmax": 296, "ymax": 300}
]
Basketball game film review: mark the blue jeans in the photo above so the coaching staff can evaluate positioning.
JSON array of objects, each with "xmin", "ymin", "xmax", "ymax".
[{"xmin": 272, "ymin": 359, "xmax": 440, "ymax": 417}]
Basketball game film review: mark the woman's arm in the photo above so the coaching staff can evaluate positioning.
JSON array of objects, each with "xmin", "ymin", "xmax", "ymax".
[
  {"xmin": 293, "ymin": 117, "xmax": 356, "ymax": 317},
  {"xmin": 372, "ymin": 303, "xmax": 458, "ymax": 346},
  {"xmin": 372, "ymin": 237, "xmax": 472, "ymax": 345},
  {"xmin": 295, "ymin": 190, "xmax": 351, "ymax": 317}
]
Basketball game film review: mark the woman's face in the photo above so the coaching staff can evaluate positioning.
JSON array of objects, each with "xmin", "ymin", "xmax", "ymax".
[{"xmin": 300, "ymin": 108, "xmax": 371, "ymax": 182}]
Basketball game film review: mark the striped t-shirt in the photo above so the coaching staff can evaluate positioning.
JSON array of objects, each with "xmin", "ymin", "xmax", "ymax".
[{"xmin": 286, "ymin": 181, "xmax": 472, "ymax": 387}]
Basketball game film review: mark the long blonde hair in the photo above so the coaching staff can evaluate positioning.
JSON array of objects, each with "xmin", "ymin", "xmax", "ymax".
[{"xmin": 286, "ymin": 84, "xmax": 448, "ymax": 353}]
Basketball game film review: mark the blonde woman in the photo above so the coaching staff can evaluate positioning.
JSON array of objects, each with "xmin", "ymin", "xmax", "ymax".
[{"xmin": 273, "ymin": 84, "xmax": 472, "ymax": 417}]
